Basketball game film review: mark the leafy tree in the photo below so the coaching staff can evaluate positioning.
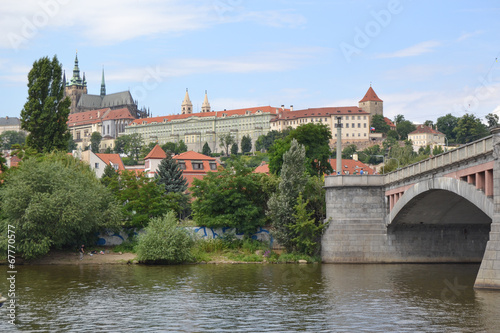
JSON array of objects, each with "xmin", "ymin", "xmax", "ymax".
[
  {"xmin": 454, "ymin": 113, "xmax": 489, "ymax": 144},
  {"xmin": 0, "ymin": 151, "xmax": 6, "ymax": 173},
  {"xmin": 115, "ymin": 133, "xmax": 143, "ymax": 161},
  {"xmin": 155, "ymin": 155, "xmax": 188, "ymax": 194},
  {"xmin": 0, "ymin": 153, "xmax": 121, "ymax": 259},
  {"xmin": 219, "ymin": 133, "xmax": 235, "ymax": 156},
  {"xmin": 289, "ymin": 193, "xmax": 328, "ymax": 256},
  {"xmin": 424, "ymin": 120, "xmax": 434, "ymax": 128},
  {"xmin": 268, "ymin": 138, "xmax": 291, "ymax": 176},
  {"xmin": 393, "ymin": 114, "xmax": 405, "ymax": 125},
  {"xmin": 371, "ymin": 114, "xmax": 390, "ymax": 134},
  {"xmin": 358, "ymin": 144, "xmax": 383, "ymax": 165},
  {"xmin": 191, "ymin": 160, "xmax": 275, "ymax": 236},
  {"xmin": 290, "ymin": 123, "xmax": 333, "ymax": 176},
  {"xmin": 114, "ymin": 135, "xmax": 127, "ymax": 154},
  {"xmin": 136, "ymin": 211, "xmax": 194, "ymax": 264},
  {"xmin": 387, "ymin": 130, "xmax": 399, "ymax": 140},
  {"xmin": 486, "ymin": 113, "xmax": 499, "ymax": 129},
  {"xmin": 231, "ymin": 142, "xmax": 238, "ymax": 155},
  {"xmin": 255, "ymin": 129, "xmax": 290, "ymax": 152},
  {"xmin": 101, "ymin": 163, "xmax": 118, "ymax": 187},
  {"xmin": 202, "ymin": 142, "xmax": 211, "ymax": 156},
  {"xmin": 432, "ymin": 145, "xmax": 444, "ymax": 155},
  {"xmin": 67, "ymin": 135, "xmax": 77, "ymax": 152},
  {"xmin": 90, "ymin": 131, "xmax": 102, "ymax": 153},
  {"xmin": 341, "ymin": 144, "xmax": 357, "ymax": 159},
  {"xmin": 396, "ymin": 120, "xmax": 416, "ymax": 140},
  {"xmin": 177, "ymin": 140, "xmax": 188, "ymax": 154},
  {"xmin": 241, "ymin": 135, "xmax": 252, "ymax": 154},
  {"xmin": 0, "ymin": 131, "xmax": 26, "ymax": 150},
  {"xmin": 267, "ymin": 139, "xmax": 307, "ymax": 252},
  {"xmin": 21, "ymin": 55, "xmax": 71, "ymax": 153},
  {"xmin": 108, "ymin": 170, "xmax": 172, "ymax": 228},
  {"xmin": 436, "ymin": 114, "xmax": 458, "ymax": 143}
]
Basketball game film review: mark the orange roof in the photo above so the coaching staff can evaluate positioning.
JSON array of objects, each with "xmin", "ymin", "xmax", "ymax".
[
  {"xmin": 95, "ymin": 153, "xmax": 125, "ymax": 170},
  {"xmin": 102, "ymin": 108, "xmax": 135, "ymax": 121},
  {"xmin": 271, "ymin": 106, "xmax": 367, "ymax": 122},
  {"xmin": 144, "ymin": 144, "xmax": 167, "ymax": 160},
  {"xmin": 329, "ymin": 158, "xmax": 374, "ymax": 175},
  {"xmin": 128, "ymin": 106, "xmax": 285, "ymax": 126},
  {"xmin": 67, "ymin": 108, "xmax": 109, "ymax": 126},
  {"xmin": 359, "ymin": 87, "xmax": 383, "ymax": 103},
  {"xmin": 409, "ymin": 125, "xmax": 444, "ymax": 135},
  {"xmin": 384, "ymin": 117, "xmax": 396, "ymax": 129},
  {"xmin": 173, "ymin": 151, "xmax": 216, "ymax": 161},
  {"xmin": 254, "ymin": 162, "xmax": 270, "ymax": 174}
]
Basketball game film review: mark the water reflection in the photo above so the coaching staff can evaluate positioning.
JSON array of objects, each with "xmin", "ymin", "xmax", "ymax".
[{"xmin": 0, "ymin": 264, "xmax": 497, "ymax": 332}]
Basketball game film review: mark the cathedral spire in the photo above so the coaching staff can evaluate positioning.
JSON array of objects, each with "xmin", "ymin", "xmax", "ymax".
[
  {"xmin": 181, "ymin": 88, "xmax": 193, "ymax": 114},
  {"xmin": 201, "ymin": 90, "xmax": 211, "ymax": 113},
  {"xmin": 100, "ymin": 67, "xmax": 106, "ymax": 96}
]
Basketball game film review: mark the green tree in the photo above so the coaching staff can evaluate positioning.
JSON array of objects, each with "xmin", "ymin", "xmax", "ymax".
[
  {"xmin": 101, "ymin": 163, "xmax": 118, "ymax": 187},
  {"xmin": 241, "ymin": 135, "xmax": 252, "ymax": 154},
  {"xmin": 21, "ymin": 55, "xmax": 71, "ymax": 153},
  {"xmin": 191, "ymin": 160, "xmax": 275, "ymax": 236},
  {"xmin": 0, "ymin": 151, "xmax": 6, "ymax": 173},
  {"xmin": 136, "ymin": 211, "xmax": 194, "ymax": 264},
  {"xmin": 396, "ymin": 120, "xmax": 416, "ymax": 140},
  {"xmin": 67, "ymin": 135, "xmax": 77, "ymax": 152},
  {"xmin": 454, "ymin": 113, "xmax": 489, "ymax": 144},
  {"xmin": 255, "ymin": 129, "xmax": 290, "ymax": 152},
  {"xmin": 108, "ymin": 170, "xmax": 172, "ymax": 228},
  {"xmin": 161, "ymin": 142, "xmax": 177, "ymax": 154},
  {"xmin": 393, "ymin": 114, "xmax": 405, "ymax": 125},
  {"xmin": 486, "ymin": 113, "xmax": 499, "ymax": 129},
  {"xmin": 432, "ymin": 145, "xmax": 444, "ymax": 155},
  {"xmin": 115, "ymin": 133, "xmax": 143, "ymax": 161},
  {"xmin": 155, "ymin": 155, "xmax": 188, "ymax": 194},
  {"xmin": 202, "ymin": 142, "xmax": 211, "ymax": 156},
  {"xmin": 341, "ymin": 144, "xmax": 357, "ymax": 159},
  {"xmin": 0, "ymin": 131, "xmax": 26, "ymax": 150},
  {"xmin": 436, "ymin": 114, "xmax": 458, "ymax": 143},
  {"xmin": 231, "ymin": 142, "xmax": 238, "ymax": 155},
  {"xmin": 177, "ymin": 140, "xmax": 188, "ymax": 154},
  {"xmin": 267, "ymin": 139, "xmax": 307, "ymax": 251},
  {"xmin": 90, "ymin": 131, "xmax": 102, "ymax": 153},
  {"xmin": 114, "ymin": 135, "xmax": 127, "ymax": 154},
  {"xmin": 289, "ymin": 193, "xmax": 328, "ymax": 256},
  {"xmin": 219, "ymin": 133, "xmax": 235, "ymax": 156},
  {"xmin": 371, "ymin": 114, "xmax": 390, "ymax": 134},
  {"xmin": 268, "ymin": 138, "xmax": 291, "ymax": 176},
  {"xmin": 424, "ymin": 120, "xmax": 434, "ymax": 127},
  {"xmin": 0, "ymin": 153, "xmax": 121, "ymax": 259}
]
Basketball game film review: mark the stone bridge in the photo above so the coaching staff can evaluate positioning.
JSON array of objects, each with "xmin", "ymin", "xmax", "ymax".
[{"xmin": 322, "ymin": 129, "xmax": 500, "ymax": 289}]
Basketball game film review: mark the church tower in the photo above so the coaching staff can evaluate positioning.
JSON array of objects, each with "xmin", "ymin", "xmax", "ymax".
[
  {"xmin": 65, "ymin": 53, "xmax": 88, "ymax": 114},
  {"xmin": 181, "ymin": 89, "xmax": 193, "ymax": 114},
  {"xmin": 100, "ymin": 67, "xmax": 106, "ymax": 97},
  {"xmin": 358, "ymin": 86, "xmax": 383, "ymax": 119},
  {"xmin": 201, "ymin": 90, "xmax": 211, "ymax": 113}
]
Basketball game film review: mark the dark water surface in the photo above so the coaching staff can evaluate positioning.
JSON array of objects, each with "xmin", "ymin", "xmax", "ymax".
[{"xmin": 0, "ymin": 264, "xmax": 498, "ymax": 332}]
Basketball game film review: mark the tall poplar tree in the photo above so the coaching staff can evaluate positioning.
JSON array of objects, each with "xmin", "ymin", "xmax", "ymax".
[
  {"xmin": 155, "ymin": 154, "xmax": 188, "ymax": 193},
  {"xmin": 21, "ymin": 55, "xmax": 71, "ymax": 153}
]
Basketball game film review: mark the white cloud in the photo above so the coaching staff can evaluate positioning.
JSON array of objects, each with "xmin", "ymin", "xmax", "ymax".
[
  {"xmin": 377, "ymin": 41, "xmax": 441, "ymax": 58},
  {"xmin": 457, "ymin": 30, "xmax": 484, "ymax": 42},
  {"xmin": 0, "ymin": 0, "xmax": 307, "ymax": 49}
]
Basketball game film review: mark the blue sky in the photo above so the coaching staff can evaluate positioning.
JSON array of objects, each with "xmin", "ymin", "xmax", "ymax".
[{"xmin": 1, "ymin": 0, "xmax": 499, "ymax": 124}]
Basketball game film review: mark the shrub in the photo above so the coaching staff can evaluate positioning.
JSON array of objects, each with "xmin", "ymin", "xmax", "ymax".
[{"xmin": 136, "ymin": 211, "xmax": 194, "ymax": 264}]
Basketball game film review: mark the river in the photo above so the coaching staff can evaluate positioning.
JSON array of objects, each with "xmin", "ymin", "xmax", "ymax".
[{"xmin": 0, "ymin": 263, "xmax": 498, "ymax": 332}]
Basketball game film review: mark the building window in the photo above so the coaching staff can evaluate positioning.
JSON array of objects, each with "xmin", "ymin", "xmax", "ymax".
[
  {"xmin": 364, "ymin": 123, "xmax": 367, "ymax": 128},
  {"xmin": 95, "ymin": 163, "xmax": 99, "ymax": 169},
  {"xmin": 358, "ymin": 123, "xmax": 361, "ymax": 128},
  {"xmin": 192, "ymin": 162, "xmax": 204, "ymax": 170},
  {"xmin": 352, "ymin": 123, "xmax": 355, "ymax": 128},
  {"xmin": 209, "ymin": 162, "xmax": 217, "ymax": 170},
  {"xmin": 346, "ymin": 123, "xmax": 349, "ymax": 128},
  {"xmin": 178, "ymin": 162, "xmax": 186, "ymax": 170}
]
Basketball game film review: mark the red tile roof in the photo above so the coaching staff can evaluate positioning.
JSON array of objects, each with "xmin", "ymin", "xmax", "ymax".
[
  {"xmin": 67, "ymin": 108, "xmax": 109, "ymax": 126},
  {"xmin": 384, "ymin": 117, "xmax": 396, "ymax": 130},
  {"xmin": 144, "ymin": 144, "xmax": 167, "ymax": 160},
  {"xmin": 95, "ymin": 153, "xmax": 125, "ymax": 170},
  {"xmin": 254, "ymin": 162, "xmax": 270, "ymax": 174},
  {"xmin": 359, "ymin": 87, "xmax": 383, "ymax": 103},
  {"xmin": 173, "ymin": 151, "xmax": 217, "ymax": 161},
  {"xmin": 409, "ymin": 125, "xmax": 444, "ymax": 135},
  {"xmin": 102, "ymin": 108, "xmax": 135, "ymax": 121},
  {"xmin": 329, "ymin": 159, "xmax": 375, "ymax": 175},
  {"xmin": 128, "ymin": 106, "xmax": 286, "ymax": 126},
  {"xmin": 271, "ymin": 106, "xmax": 368, "ymax": 122}
]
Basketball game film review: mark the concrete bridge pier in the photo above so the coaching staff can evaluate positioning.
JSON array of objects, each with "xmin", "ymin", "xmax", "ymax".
[{"xmin": 475, "ymin": 128, "xmax": 500, "ymax": 289}]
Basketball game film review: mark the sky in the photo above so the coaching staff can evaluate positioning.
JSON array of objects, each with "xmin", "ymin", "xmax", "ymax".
[{"xmin": 1, "ymin": 0, "xmax": 500, "ymax": 124}]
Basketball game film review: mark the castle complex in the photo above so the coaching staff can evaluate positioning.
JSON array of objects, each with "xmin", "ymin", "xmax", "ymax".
[{"xmin": 124, "ymin": 86, "xmax": 385, "ymax": 153}]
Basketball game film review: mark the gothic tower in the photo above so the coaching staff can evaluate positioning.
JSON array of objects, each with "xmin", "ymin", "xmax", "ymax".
[
  {"xmin": 201, "ymin": 90, "xmax": 211, "ymax": 113},
  {"xmin": 100, "ymin": 67, "xmax": 106, "ymax": 97},
  {"xmin": 181, "ymin": 89, "xmax": 193, "ymax": 114},
  {"xmin": 65, "ymin": 53, "xmax": 87, "ymax": 114},
  {"xmin": 358, "ymin": 86, "xmax": 383, "ymax": 119}
]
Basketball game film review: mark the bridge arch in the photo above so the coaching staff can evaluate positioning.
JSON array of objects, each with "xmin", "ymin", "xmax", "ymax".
[{"xmin": 387, "ymin": 177, "xmax": 493, "ymax": 227}]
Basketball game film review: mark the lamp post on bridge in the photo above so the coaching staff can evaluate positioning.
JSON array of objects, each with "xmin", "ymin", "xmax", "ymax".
[{"xmin": 335, "ymin": 116, "xmax": 342, "ymax": 175}]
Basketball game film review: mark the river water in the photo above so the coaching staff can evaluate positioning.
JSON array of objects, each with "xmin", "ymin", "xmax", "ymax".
[{"xmin": 0, "ymin": 263, "xmax": 498, "ymax": 332}]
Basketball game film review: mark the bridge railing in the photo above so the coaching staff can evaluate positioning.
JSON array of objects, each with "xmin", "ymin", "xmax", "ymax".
[{"xmin": 385, "ymin": 135, "xmax": 494, "ymax": 184}]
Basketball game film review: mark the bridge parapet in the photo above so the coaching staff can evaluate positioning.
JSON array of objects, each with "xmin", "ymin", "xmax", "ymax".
[{"xmin": 384, "ymin": 135, "xmax": 493, "ymax": 186}]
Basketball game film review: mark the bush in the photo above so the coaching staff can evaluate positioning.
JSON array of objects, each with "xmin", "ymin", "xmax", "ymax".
[{"xmin": 136, "ymin": 211, "xmax": 194, "ymax": 264}]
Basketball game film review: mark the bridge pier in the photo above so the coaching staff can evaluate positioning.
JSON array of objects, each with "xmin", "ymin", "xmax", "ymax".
[{"xmin": 475, "ymin": 128, "xmax": 500, "ymax": 289}]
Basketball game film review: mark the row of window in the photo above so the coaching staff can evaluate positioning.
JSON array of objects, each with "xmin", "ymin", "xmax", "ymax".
[
  {"xmin": 178, "ymin": 161, "xmax": 218, "ymax": 171},
  {"xmin": 334, "ymin": 133, "xmax": 368, "ymax": 137}
]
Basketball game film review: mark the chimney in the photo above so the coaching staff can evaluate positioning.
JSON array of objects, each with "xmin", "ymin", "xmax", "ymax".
[
  {"xmin": 353, "ymin": 153, "xmax": 358, "ymax": 161},
  {"xmin": 290, "ymin": 105, "xmax": 293, "ymax": 111},
  {"xmin": 281, "ymin": 105, "xmax": 285, "ymax": 111}
]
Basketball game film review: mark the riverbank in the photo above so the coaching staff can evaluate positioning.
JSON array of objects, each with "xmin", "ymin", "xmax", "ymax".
[{"xmin": 19, "ymin": 250, "xmax": 137, "ymax": 265}]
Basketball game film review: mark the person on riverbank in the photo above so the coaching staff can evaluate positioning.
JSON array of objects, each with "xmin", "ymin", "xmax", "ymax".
[{"xmin": 79, "ymin": 244, "xmax": 85, "ymax": 260}]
